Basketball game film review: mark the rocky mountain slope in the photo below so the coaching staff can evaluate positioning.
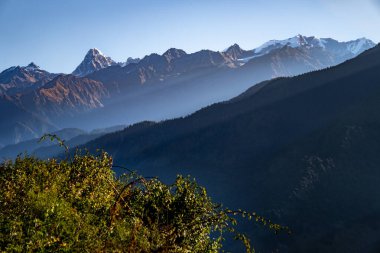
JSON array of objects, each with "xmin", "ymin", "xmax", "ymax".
[
  {"xmin": 0, "ymin": 63, "xmax": 57, "ymax": 95},
  {"xmin": 72, "ymin": 48, "xmax": 116, "ymax": 77},
  {"xmin": 13, "ymin": 74, "xmax": 109, "ymax": 119}
]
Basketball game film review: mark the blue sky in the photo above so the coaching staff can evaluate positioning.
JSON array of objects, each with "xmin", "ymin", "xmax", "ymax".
[{"xmin": 1, "ymin": 0, "xmax": 379, "ymax": 73}]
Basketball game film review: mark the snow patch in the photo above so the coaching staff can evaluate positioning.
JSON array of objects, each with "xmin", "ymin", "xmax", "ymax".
[{"xmin": 346, "ymin": 38, "xmax": 373, "ymax": 54}]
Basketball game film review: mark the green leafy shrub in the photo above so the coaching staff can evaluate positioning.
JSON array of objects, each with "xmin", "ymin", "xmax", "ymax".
[{"xmin": 0, "ymin": 148, "xmax": 288, "ymax": 252}]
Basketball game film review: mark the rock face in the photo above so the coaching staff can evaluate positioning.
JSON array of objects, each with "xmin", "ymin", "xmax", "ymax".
[
  {"xmin": 72, "ymin": 48, "xmax": 116, "ymax": 77},
  {"xmin": 224, "ymin": 43, "xmax": 256, "ymax": 61},
  {"xmin": 15, "ymin": 74, "xmax": 109, "ymax": 118}
]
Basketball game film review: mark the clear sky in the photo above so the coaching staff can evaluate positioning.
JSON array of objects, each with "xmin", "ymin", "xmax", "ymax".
[{"xmin": 1, "ymin": 0, "xmax": 379, "ymax": 73}]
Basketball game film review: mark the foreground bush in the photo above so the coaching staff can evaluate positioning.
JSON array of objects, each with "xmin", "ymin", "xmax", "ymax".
[{"xmin": 0, "ymin": 150, "xmax": 287, "ymax": 252}]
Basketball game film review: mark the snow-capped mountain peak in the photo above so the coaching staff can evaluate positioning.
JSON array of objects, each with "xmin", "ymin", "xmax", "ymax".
[
  {"xmin": 345, "ymin": 38, "xmax": 376, "ymax": 54},
  {"xmin": 72, "ymin": 48, "xmax": 116, "ymax": 77},
  {"xmin": 253, "ymin": 34, "xmax": 323, "ymax": 55},
  {"xmin": 229, "ymin": 35, "xmax": 375, "ymax": 65},
  {"xmin": 251, "ymin": 35, "xmax": 375, "ymax": 59},
  {"xmin": 87, "ymin": 48, "xmax": 106, "ymax": 58}
]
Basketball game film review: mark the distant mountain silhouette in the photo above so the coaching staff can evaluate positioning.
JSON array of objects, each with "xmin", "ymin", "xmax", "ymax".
[
  {"xmin": 0, "ymin": 125, "xmax": 127, "ymax": 159},
  {"xmin": 0, "ymin": 97, "xmax": 56, "ymax": 146}
]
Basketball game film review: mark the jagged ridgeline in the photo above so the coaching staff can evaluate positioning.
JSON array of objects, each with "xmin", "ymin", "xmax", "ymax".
[
  {"xmin": 0, "ymin": 141, "xmax": 289, "ymax": 252},
  {"xmin": 0, "ymin": 35, "xmax": 374, "ymax": 147}
]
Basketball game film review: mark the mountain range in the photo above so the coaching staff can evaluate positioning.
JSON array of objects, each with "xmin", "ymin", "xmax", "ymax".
[
  {"xmin": 76, "ymin": 43, "xmax": 380, "ymax": 252},
  {"xmin": 0, "ymin": 35, "xmax": 375, "ymax": 148}
]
